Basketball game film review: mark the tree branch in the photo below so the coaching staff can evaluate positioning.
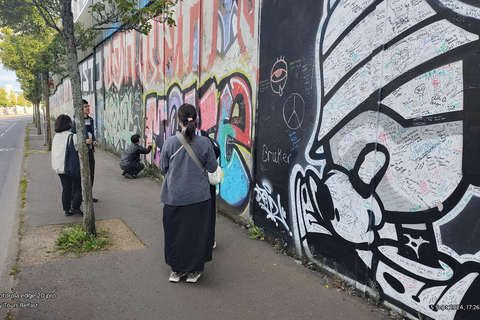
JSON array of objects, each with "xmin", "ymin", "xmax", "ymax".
[{"xmin": 30, "ymin": 0, "xmax": 63, "ymax": 37}]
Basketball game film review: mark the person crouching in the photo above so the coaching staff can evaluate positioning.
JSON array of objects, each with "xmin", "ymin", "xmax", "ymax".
[{"xmin": 120, "ymin": 134, "xmax": 152, "ymax": 179}]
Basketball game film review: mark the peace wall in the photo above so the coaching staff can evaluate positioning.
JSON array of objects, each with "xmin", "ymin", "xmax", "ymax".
[{"xmin": 50, "ymin": 1, "xmax": 480, "ymax": 319}]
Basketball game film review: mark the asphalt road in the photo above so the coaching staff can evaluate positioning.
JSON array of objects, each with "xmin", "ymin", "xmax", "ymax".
[{"xmin": 0, "ymin": 115, "xmax": 31, "ymax": 291}]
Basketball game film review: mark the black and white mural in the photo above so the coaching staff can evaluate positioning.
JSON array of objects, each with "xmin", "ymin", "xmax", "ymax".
[{"xmin": 258, "ymin": 1, "xmax": 480, "ymax": 319}]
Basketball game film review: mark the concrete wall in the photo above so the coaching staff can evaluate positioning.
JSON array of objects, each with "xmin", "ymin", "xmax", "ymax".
[
  {"xmin": 0, "ymin": 106, "xmax": 34, "ymax": 115},
  {"xmin": 50, "ymin": 1, "xmax": 480, "ymax": 319}
]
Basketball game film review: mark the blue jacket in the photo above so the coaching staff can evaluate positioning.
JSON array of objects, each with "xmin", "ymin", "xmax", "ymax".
[{"xmin": 72, "ymin": 116, "xmax": 96, "ymax": 150}]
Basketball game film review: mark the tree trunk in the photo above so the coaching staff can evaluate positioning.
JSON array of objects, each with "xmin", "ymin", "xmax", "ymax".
[
  {"xmin": 60, "ymin": 0, "xmax": 95, "ymax": 235},
  {"xmin": 33, "ymin": 103, "xmax": 37, "ymax": 126},
  {"xmin": 43, "ymin": 72, "xmax": 52, "ymax": 150},
  {"xmin": 36, "ymin": 102, "xmax": 41, "ymax": 135}
]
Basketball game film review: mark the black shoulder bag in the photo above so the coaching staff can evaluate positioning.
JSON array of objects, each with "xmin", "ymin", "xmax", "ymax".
[{"xmin": 64, "ymin": 134, "xmax": 81, "ymax": 178}]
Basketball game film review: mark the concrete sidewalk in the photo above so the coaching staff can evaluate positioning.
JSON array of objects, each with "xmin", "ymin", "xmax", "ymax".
[{"xmin": 4, "ymin": 124, "xmax": 396, "ymax": 320}]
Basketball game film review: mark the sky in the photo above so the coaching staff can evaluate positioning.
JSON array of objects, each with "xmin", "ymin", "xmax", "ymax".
[{"xmin": 0, "ymin": 62, "xmax": 22, "ymax": 92}]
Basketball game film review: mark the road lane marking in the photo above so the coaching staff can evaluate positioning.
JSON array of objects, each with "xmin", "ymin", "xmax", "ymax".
[{"xmin": 0, "ymin": 121, "xmax": 18, "ymax": 137}]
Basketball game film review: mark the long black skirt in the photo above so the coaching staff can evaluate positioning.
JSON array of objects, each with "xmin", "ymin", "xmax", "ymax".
[{"xmin": 163, "ymin": 199, "xmax": 213, "ymax": 272}]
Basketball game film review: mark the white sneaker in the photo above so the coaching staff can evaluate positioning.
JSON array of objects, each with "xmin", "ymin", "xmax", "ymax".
[
  {"xmin": 169, "ymin": 271, "xmax": 186, "ymax": 282},
  {"xmin": 212, "ymin": 240, "xmax": 217, "ymax": 249},
  {"xmin": 186, "ymin": 272, "xmax": 202, "ymax": 283}
]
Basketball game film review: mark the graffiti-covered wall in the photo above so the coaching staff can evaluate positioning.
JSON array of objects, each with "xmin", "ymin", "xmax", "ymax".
[
  {"xmin": 93, "ymin": 0, "xmax": 258, "ymax": 217},
  {"xmin": 50, "ymin": 55, "xmax": 95, "ymax": 126},
  {"xmin": 50, "ymin": 77, "xmax": 73, "ymax": 116},
  {"xmin": 49, "ymin": 0, "xmax": 480, "ymax": 318},
  {"xmin": 257, "ymin": 1, "xmax": 480, "ymax": 319}
]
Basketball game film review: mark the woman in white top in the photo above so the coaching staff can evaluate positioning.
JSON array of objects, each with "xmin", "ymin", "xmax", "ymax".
[{"xmin": 51, "ymin": 114, "xmax": 82, "ymax": 216}]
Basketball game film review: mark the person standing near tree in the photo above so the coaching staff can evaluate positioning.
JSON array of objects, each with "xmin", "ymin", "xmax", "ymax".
[
  {"xmin": 51, "ymin": 114, "xmax": 82, "ymax": 216},
  {"xmin": 160, "ymin": 103, "xmax": 218, "ymax": 283},
  {"xmin": 71, "ymin": 99, "xmax": 98, "ymax": 202}
]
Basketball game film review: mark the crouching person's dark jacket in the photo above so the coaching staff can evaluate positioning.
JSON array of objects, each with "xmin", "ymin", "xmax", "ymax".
[{"xmin": 120, "ymin": 143, "xmax": 152, "ymax": 169}]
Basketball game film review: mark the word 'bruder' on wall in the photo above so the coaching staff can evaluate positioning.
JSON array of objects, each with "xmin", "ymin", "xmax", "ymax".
[{"xmin": 49, "ymin": 1, "xmax": 480, "ymax": 319}]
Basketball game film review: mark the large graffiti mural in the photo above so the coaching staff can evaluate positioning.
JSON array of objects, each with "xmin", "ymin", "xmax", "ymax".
[
  {"xmin": 96, "ymin": 0, "xmax": 257, "ymax": 214},
  {"xmin": 256, "ymin": 0, "xmax": 480, "ymax": 319},
  {"xmin": 47, "ymin": 0, "xmax": 480, "ymax": 317},
  {"xmin": 143, "ymin": 74, "xmax": 253, "ymax": 210}
]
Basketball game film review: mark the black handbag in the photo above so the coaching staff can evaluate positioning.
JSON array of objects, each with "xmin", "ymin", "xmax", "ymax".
[
  {"xmin": 200, "ymin": 130, "xmax": 220, "ymax": 159},
  {"xmin": 64, "ymin": 134, "xmax": 80, "ymax": 178},
  {"xmin": 208, "ymin": 136, "xmax": 221, "ymax": 159}
]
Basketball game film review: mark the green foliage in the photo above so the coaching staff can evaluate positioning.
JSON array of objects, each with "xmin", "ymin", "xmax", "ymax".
[
  {"xmin": 0, "ymin": 25, "xmax": 65, "ymax": 106},
  {"xmin": 19, "ymin": 178, "xmax": 28, "ymax": 208},
  {"xmin": 24, "ymin": 123, "xmax": 30, "ymax": 148},
  {"xmin": 56, "ymin": 225, "xmax": 108, "ymax": 254},
  {"xmin": 0, "ymin": 87, "xmax": 13, "ymax": 107},
  {"xmin": 0, "ymin": 0, "xmax": 41, "ymax": 34},
  {"xmin": 248, "ymin": 219, "xmax": 265, "ymax": 240},
  {"xmin": 1, "ymin": 0, "xmax": 182, "ymax": 236},
  {"xmin": 17, "ymin": 93, "xmax": 27, "ymax": 107},
  {"xmin": 9, "ymin": 265, "xmax": 20, "ymax": 275},
  {"xmin": 89, "ymin": 0, "xmax": 181, "ymax": 36},
  {"xmin": 7, "ymin": 90, "xmax": 16, "ymax": 105}
]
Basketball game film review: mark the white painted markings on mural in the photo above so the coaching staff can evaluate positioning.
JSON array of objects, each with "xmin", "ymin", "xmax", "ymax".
[
  {"xmin": 382, "ymin": 62, "xmax": 463, "ymax": 118},
  {"xmin": 433, "ymin": 185, "xmax": 480, "ymax": 263},
  {"xmin": 323, "ymin": 0, "xmax": 376, "ymax": 53},
  {"xmin": 439, "ymin": 0, "xmax": 480, "ymax": 19},
  {"xmin": 324, "ymin": 170, "xmax": 381, "ymax": 243},
  {"xmin": 374, "ymin": 261, "xmax": 474, "ymax": 320},
  {"xmin": 319, "ymin": 20, "xmax": 478, "ymax": 141},
  {"xmin": 357, "ymin": 151, "xmax": 386, "ymax": 184},
  {"xmin": 283, "ymin": 94, "xmax": 305, "ymax": 130},
  {"xmin": 323, "ymin": 0, "xmax": 437, "ymax": 93},
  {"xmin": 270, "ymin": 57, "xmax": 288, "ymax": 96},
  {"xmin": 254, "ymin": 181, "xmax": 292, "ymax": 235},
  {"xmin": 328, "ymin": 112, "xmax": 463, "ymax": 212}
]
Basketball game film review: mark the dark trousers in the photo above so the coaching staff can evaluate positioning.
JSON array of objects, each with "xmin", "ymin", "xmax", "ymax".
[
  {"xmin": 209, "ymin": 185, "xmax": 216, "ymax": 245},
  {"xmin": 72, "ymin": 149, "xmax": 95, "ymax": 198},
  {"xmin": 120, "ymin": 163, "xmax": 144, "ymax": 176},
  {"xmin": 89, "ymin": 149, "xmax": 95, "ymax": 186},
  {"xmin": 59, "ymin": 174, "xmax": 82, "ymax": 211}
]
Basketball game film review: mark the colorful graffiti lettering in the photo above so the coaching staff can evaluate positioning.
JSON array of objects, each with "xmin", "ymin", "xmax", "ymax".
[{"xmin": 142, "ymin": 73, "xmax": 253, "ymax": 210}]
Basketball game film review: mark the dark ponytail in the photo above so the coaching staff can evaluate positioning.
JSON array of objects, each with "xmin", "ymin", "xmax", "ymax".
[{"xmin": 178, "ymin": 103, "xmax": 197, "ymax": 143}]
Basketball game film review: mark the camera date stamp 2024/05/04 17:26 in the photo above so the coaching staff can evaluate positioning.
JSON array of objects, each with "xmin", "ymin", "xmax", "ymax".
[
  {"xmin": 0, "ymin": 292, "xmax": 57, "ymax": 309},
  {"xmin": 430, "ymin": 304, "xmax": 480, "ymax": 311}
]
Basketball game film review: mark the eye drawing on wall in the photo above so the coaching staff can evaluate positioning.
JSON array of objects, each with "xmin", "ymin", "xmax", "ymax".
[
  {"xmin": 283, "ymin": 93, "xmax": 305, "ymax": 130},
  {"xmin": 270, "ymin": 58, "xmax": 288, "ymax": 96},
  {"xmin": 290, "ymin": 1, "xmax": 480, "ymax": 319}
]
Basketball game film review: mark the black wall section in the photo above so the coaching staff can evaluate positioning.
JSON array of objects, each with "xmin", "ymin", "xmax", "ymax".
[
  {"xmin": 255, "ymin": 0, "xmax": 321, "ymax": 242},
  {"xmin": 256, "ymin": 1, "xmax": 480, "ymax": 319}
]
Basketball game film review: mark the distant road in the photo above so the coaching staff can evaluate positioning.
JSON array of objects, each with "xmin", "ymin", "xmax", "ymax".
[{"xmin": 0, "ymin": 115, "xmax": 31, "ymax": 288}]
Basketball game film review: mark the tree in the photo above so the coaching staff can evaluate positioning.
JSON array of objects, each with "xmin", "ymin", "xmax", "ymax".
[
  {"xmin": 0, "ymin": 0, "xmax": 180, "ymax": 235},
  {"xmin": 17, "ymin": 93, "xmax": 27, "ymax": 107},
  {"xmin": 21, "ymin": 75, "xmax": 42, "ymax": 126},
  {"xmin": 7, "ymin": 90, "xmax": 16, "ymax": 105},
  {"xmin": 0, "ymin": 87, "xmax": 11, "ymax": 107},
  {"xmin": 0, "ymin": 22, "xmax": 65, "ymax": 144},
  {"xmin": 1, "ymin": 28, "xmax": 41, "ymax": 133}
]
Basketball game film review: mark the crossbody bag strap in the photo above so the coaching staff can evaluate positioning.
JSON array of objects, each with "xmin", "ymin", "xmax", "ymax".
[
  {"xmin": 67, "ymin": 133, "xmax": 74, "ymax": 148},
  {"xmin": 169, "ymin": 145, "xmax": 184, "ymax": 161},
  {"xmin": 176, "ymin": 133, "xmax": 205, "ymax": 173}
]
